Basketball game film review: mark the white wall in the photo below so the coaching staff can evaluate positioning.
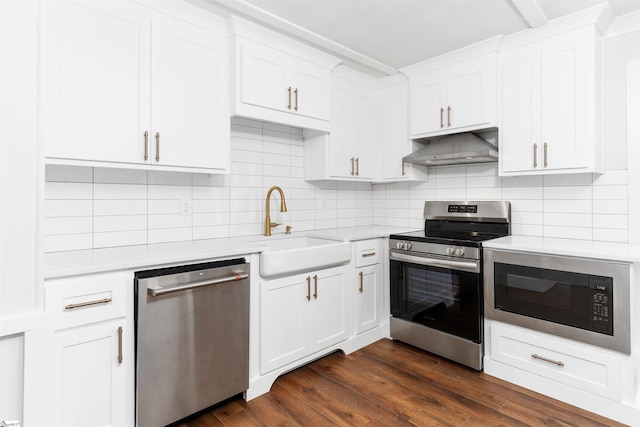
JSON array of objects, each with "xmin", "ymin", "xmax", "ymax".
[{"xmin": 44, "ymin": 118, "xmax": 373, "ymax": 252}]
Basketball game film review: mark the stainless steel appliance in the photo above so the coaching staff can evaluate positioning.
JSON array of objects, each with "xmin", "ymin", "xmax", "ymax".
[
  {"xmin": 134, "ymin": 259, "xmax": 250, "ymax": 427},
  {"xmin": 389, "ymin": 201, "xmax": 511, "ymax": 370},
  {"xmin": 484, "ymin": 249, "xmax": 631, "ymax": 354}
]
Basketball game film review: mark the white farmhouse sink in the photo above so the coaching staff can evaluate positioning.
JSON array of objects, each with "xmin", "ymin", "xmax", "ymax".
[{"xmin": 251, "ymin": 236, "xmax": 351, "ymax": 279}]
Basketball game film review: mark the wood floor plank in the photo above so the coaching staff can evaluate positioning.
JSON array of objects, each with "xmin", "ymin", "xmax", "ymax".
[{"xmin": 184, "ymin": 339, "xmax": 625, "ymax": 427}]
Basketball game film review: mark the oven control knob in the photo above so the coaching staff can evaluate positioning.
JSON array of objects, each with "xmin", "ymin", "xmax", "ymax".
[
  {"xmin": 446, "ymin": 247, "xmax": 455, "ymax": 255},
  {"xmin": 454, "ymin": 247, "xmax": 465, "ymax": 256},
  {"xmin": 396, "ymin": 241, "xmax": 403, "ymax": 250}
]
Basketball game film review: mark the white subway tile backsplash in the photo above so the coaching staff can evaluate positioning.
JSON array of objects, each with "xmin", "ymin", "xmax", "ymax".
[
  {"xmin": 593, "ymin": 214, "xmax": 627, "ymax": 229},
  {"xmin": 544, "ymin": 225, "xmax": 593, "ymax": 240},
  {"xmin": 148, "ymin": 228, "xmax": 192, "ymax": 244},
  {"xmin": 46, "ymin": 182, "xmax": 92, "ymax": 199},
  {"xmin": 44, "ymin": 118, "xmax": 631, "ymax": 252},
  {"xmin": 46, "ymin": 165, "xmax": 92, "ymax": 182},
  {"xmin": 46, "ymin": 199, "xmax": 93, "ymax": 217},
  {"xmin": 593, "ymin": 185, "xmax": 628, "ymax": 200},
  {"xmin": 93, "ymin": 200, "xmax": 146, "ymax": 216},
  {"xmin": 193, "ymin": 225, "xmax": 230, "ymax": 240},
  {"xmin": 45, "ymin": 217, "xmax": 92, "ymax": 235},
  {"xmin": 148, "ymin": 214, "xmax": 192, "ymax": 230},
  {"xmin": 45, "ymin": 234, "xmax": 92, "ymax": 252},
  {"xmin": 94, "ymin": 215, "xmax": 146, "ymax": 233},
  {"xmin": 94, "ymin": 183, "xmax": 146, "ymax": 200},
  {"xmin": 147, "ymin": 197, "xmax": 182, "ymax": 214},
  {"xmin": 94, "ymin": 230, "xmax": 146, "ymax": 248}
]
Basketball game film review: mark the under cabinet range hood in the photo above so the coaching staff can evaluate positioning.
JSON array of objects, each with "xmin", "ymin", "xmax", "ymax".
[{"xmin": 403, "ymin": 129, "xmax": 499, "ymax": 166}]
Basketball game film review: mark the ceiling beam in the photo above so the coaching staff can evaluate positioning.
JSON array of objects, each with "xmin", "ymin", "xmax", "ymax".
[
  {"xmin": 213, "ymin": 0, "xmax": 398, "ymax": 76},
  {"xmin": 511, "ymin": 0, "xmax": 548, "ymax": 28}
]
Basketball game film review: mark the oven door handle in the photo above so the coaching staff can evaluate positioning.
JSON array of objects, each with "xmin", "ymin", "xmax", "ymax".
[{"xmin": 390, "ymin": 252, "xmax": 480, "ymax": 273}]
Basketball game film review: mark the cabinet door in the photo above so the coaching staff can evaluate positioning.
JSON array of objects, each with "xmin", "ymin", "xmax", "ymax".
[
  {"xmin": 310, "ymin": 268, "xmax": 347, "ymax": 351},
  {"xmin": 259, "ymin": 275, "xmax": 308, "ymax": 374},
  {"xmin": 292, "ymin": 59, "xmax": 331, "ymax": 121},
  {"xmin": 43, "ymin": 0, "xmax": 150, "ymax": 164},
  {"xmin": 410, "ymin": 69, "xmax": 446, "ymax": 136},
  {"xmin": 382, "ymin": 84, "xmax": 411, "ymax": 180},
  {"xmin": 350, "ymin": 89, "xmax": 377, "ymax": 179},
  {"xmin": 240, "ymin": 41, "xmax": 290, "ymax": 114},
  {"xmin": 500, "ymin": 44, "xmax": 542, "ymax": 174},
  {"xmin": 446, "ymin": 55, "xmax": 494, "ymax": 130},
  {"xmin": 328, "ymin": 83, "xmax": 353, "ymax": 178},
  {"xmin": 151, "ymin": 15, "xmax": 229, "ymax": 170},
  {"xmin": 51, "ymin": 319, "xmax": 127, "ymax": 427},
  {"xmin": 355, "ymin": 264, "xmax": 382, "ymax": 335},
  {"xmin": 540, "ymin": 30, "xmax": 589, "ymax": 171}
]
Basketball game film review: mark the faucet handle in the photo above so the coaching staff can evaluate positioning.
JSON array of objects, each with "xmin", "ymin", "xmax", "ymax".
[
  {"xmin": 285, "ymin": 225, "xmax": 292, "ymax": 235},
  {"xmin": 270, "ymin": 222, "xmax": 282, "ymax": 228}
]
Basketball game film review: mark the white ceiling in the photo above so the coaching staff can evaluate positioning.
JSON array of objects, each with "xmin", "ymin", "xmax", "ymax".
[{"xmin": 209, "ymin": 0, "xmax": 640, "ymax": 75}]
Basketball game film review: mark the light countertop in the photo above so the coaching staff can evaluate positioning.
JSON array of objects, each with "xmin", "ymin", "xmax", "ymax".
[
  {"xmin": 484, "ymin": 235, "xmax": 640, "ymax": 263},
  {"xmin": 44, "ymin": 226, "xmax": 411, "ymax": 279}
]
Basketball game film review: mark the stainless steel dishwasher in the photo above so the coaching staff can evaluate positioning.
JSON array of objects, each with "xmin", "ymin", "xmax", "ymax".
[{"xmin": 134, "ymin": 258, "xmax": 249, "ymax": 427}]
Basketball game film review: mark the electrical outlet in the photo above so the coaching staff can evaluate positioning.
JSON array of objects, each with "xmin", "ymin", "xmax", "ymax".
[{"xmin": 181, "ymin": 199, "xmax": 191, "ymax": 216}]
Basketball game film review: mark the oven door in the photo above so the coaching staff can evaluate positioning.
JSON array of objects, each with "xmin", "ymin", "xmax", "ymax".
[{"xmin": 390, "ymin": 251, "xmax": 482, "ymax": 343}]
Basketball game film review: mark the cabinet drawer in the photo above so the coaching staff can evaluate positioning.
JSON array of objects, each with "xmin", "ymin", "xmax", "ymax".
[
  {"xmin": 46, "ymin": 271, "xmax": 129, "ymax": 330},
  {"xmin": 354, "ymin": 240, "xmax": 381, "ymax": 268},
  {"xmin": 490, "ymin": 323, "xmax": 624, "ymax": 400}
]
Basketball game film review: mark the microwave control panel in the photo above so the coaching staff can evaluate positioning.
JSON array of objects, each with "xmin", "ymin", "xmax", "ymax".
[{"xmin": 590, "ymin": 278, "xmax": 613, "ymax": 335}]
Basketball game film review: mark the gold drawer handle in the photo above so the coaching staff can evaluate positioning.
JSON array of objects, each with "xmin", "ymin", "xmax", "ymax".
[
  {"xmin": 362, "ymin": 252, "xmax": 376, "ymax": 258},
  {"xmin": 531, "ymin": 353, "xmax": 564, "ymax": 367},
  {"xmin": 117, "ymin": 326, "xmax": 123, "ymax": 365},
  {"xmin": 64, "ymin": 297, "xmax": 112, "ymax": 311}
]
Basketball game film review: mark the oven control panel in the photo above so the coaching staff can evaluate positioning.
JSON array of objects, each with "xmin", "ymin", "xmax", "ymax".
[
  {"xmin": 395, "ymin": 241, "xmax": 412, "ymax": 251},
  {"xmin": 590, "ymin": 279, "xmax": 613, "ymax": 335}
]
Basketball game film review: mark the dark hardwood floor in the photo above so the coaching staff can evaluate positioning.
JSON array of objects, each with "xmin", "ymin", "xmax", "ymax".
[{"xmin": 181, "ymin": 338, "xmax": 626, "ymax": 427}]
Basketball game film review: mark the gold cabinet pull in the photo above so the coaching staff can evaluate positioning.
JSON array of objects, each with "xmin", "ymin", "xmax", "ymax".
[
  {"xmin": 402, "ymin": 161, "xmax": 406, "ymax": 176},
  {"xmin": 287, "ymin": 86, "xmax": 292, "ymax": 110},
  {"xmin": 294, "ymin": 88, "xmax": 299, "ymax": 111},
  {"xmin": 543, "ymin": 142, "xmax": 548, "ymax": 167},
  {"xmin": 306, "ymin": 276, "xmax": 311, "ymax": 301},
  {"xmin": 531, "ymin": 353, "xmax": 564, "ymax": 367},
  {"xmin": 64, "ymin": 297, "xmax": 112, "ymax": 310},
  {"xmin": 355, "ymin": 158, "xmax": 359, "ymax": 176},
  {"xmin": 117, "ymin": 326, "xmax": 123, "ymax": 364},
  {"xmin": 143, "ymin": 131, "xmax": 149, "ymax": 161},
  {"xmin": 155, "ymin": 132, "xmax": 160, "ymax": 162},
  {"xmin": 362, "ymin": 252, "xmax": 376, "ymax": 258},
  {"xmin": 350, "ymin": 157, "xmax": 355, "ymax": 176},
  {"xmin": 359, "ymin": 271, "xmax": 363, "ymax": 293},
  {"xmin": 533, "ymin": 143, "xmax": 538, "ymax": 168},
  {"xmin": 440, "ymin": 107, "xmax": 444, "ymax": 128},
  {"xmin": 313, "ymin": 275, "xmax": 318, "ymax": 299},
  {"xmin": 447, "ymin": 106, "xmax": 452, "ymax": 127}
]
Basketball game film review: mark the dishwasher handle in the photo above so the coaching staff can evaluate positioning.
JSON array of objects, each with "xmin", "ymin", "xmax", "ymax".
[{"xmin": 147, "ymin": 272, "xmax": 249, "ymax": 297}]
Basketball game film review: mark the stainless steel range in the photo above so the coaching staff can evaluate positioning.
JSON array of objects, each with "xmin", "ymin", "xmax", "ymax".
[{"xmin": 389, "ymin": 201, "xmax": 511, "ymax": 370}]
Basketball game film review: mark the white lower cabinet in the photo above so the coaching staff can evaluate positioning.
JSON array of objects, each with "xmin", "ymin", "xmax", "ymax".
[
  {"xmin": 353, "ymin": 239, "xmax": 383, "ymax": 335},
  {"xmin": 259, "ymin": 265, "xmax": 347, "ymax": 374},
  {"xmin": 46, "ymin": 271, "xmax": 134, "ymax": 427},
  {"xmin": 487, "ymin": 321, "xmax": 631, "ymax": 404},
  {"xmin": 51, "ymin": 319, "xmax": 128, "ymax": 427}
]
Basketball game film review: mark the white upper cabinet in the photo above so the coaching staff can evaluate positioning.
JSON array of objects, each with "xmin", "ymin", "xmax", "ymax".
[
  {"xmin": 43, "ymin": 0, "xmax": 229, "ymax": 173},
  {"xmin": 231, "ymin": 18, "xmax": 340, "ymax": 132},
  {"xmin": 408, "ymin": 52, "xmax": 497, "ymax": 138},
  {"xmin": 304, "ymin": 69, "xmax": 378, "ymax": 181},
  {"xmin": 500, "ymin": 25, "xmax": 604, "ymax": 175},
  {"xmin": 304, "ymin": 69, "xmax": 428, "ymax": 183},
  {"xmin": 380, "ymin": 80, "xmax": 428, "ymax": 182}
]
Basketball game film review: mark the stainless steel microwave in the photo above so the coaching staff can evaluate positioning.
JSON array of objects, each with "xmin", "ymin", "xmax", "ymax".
[{"xmin": 484, "ymin": 248, "xmax": 631, "ymax": 354}]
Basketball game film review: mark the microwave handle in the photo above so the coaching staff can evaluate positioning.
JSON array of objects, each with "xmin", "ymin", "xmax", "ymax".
[{"xmin": 390, "ymin": 251, "xmax": 480, "ymax": 273}]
